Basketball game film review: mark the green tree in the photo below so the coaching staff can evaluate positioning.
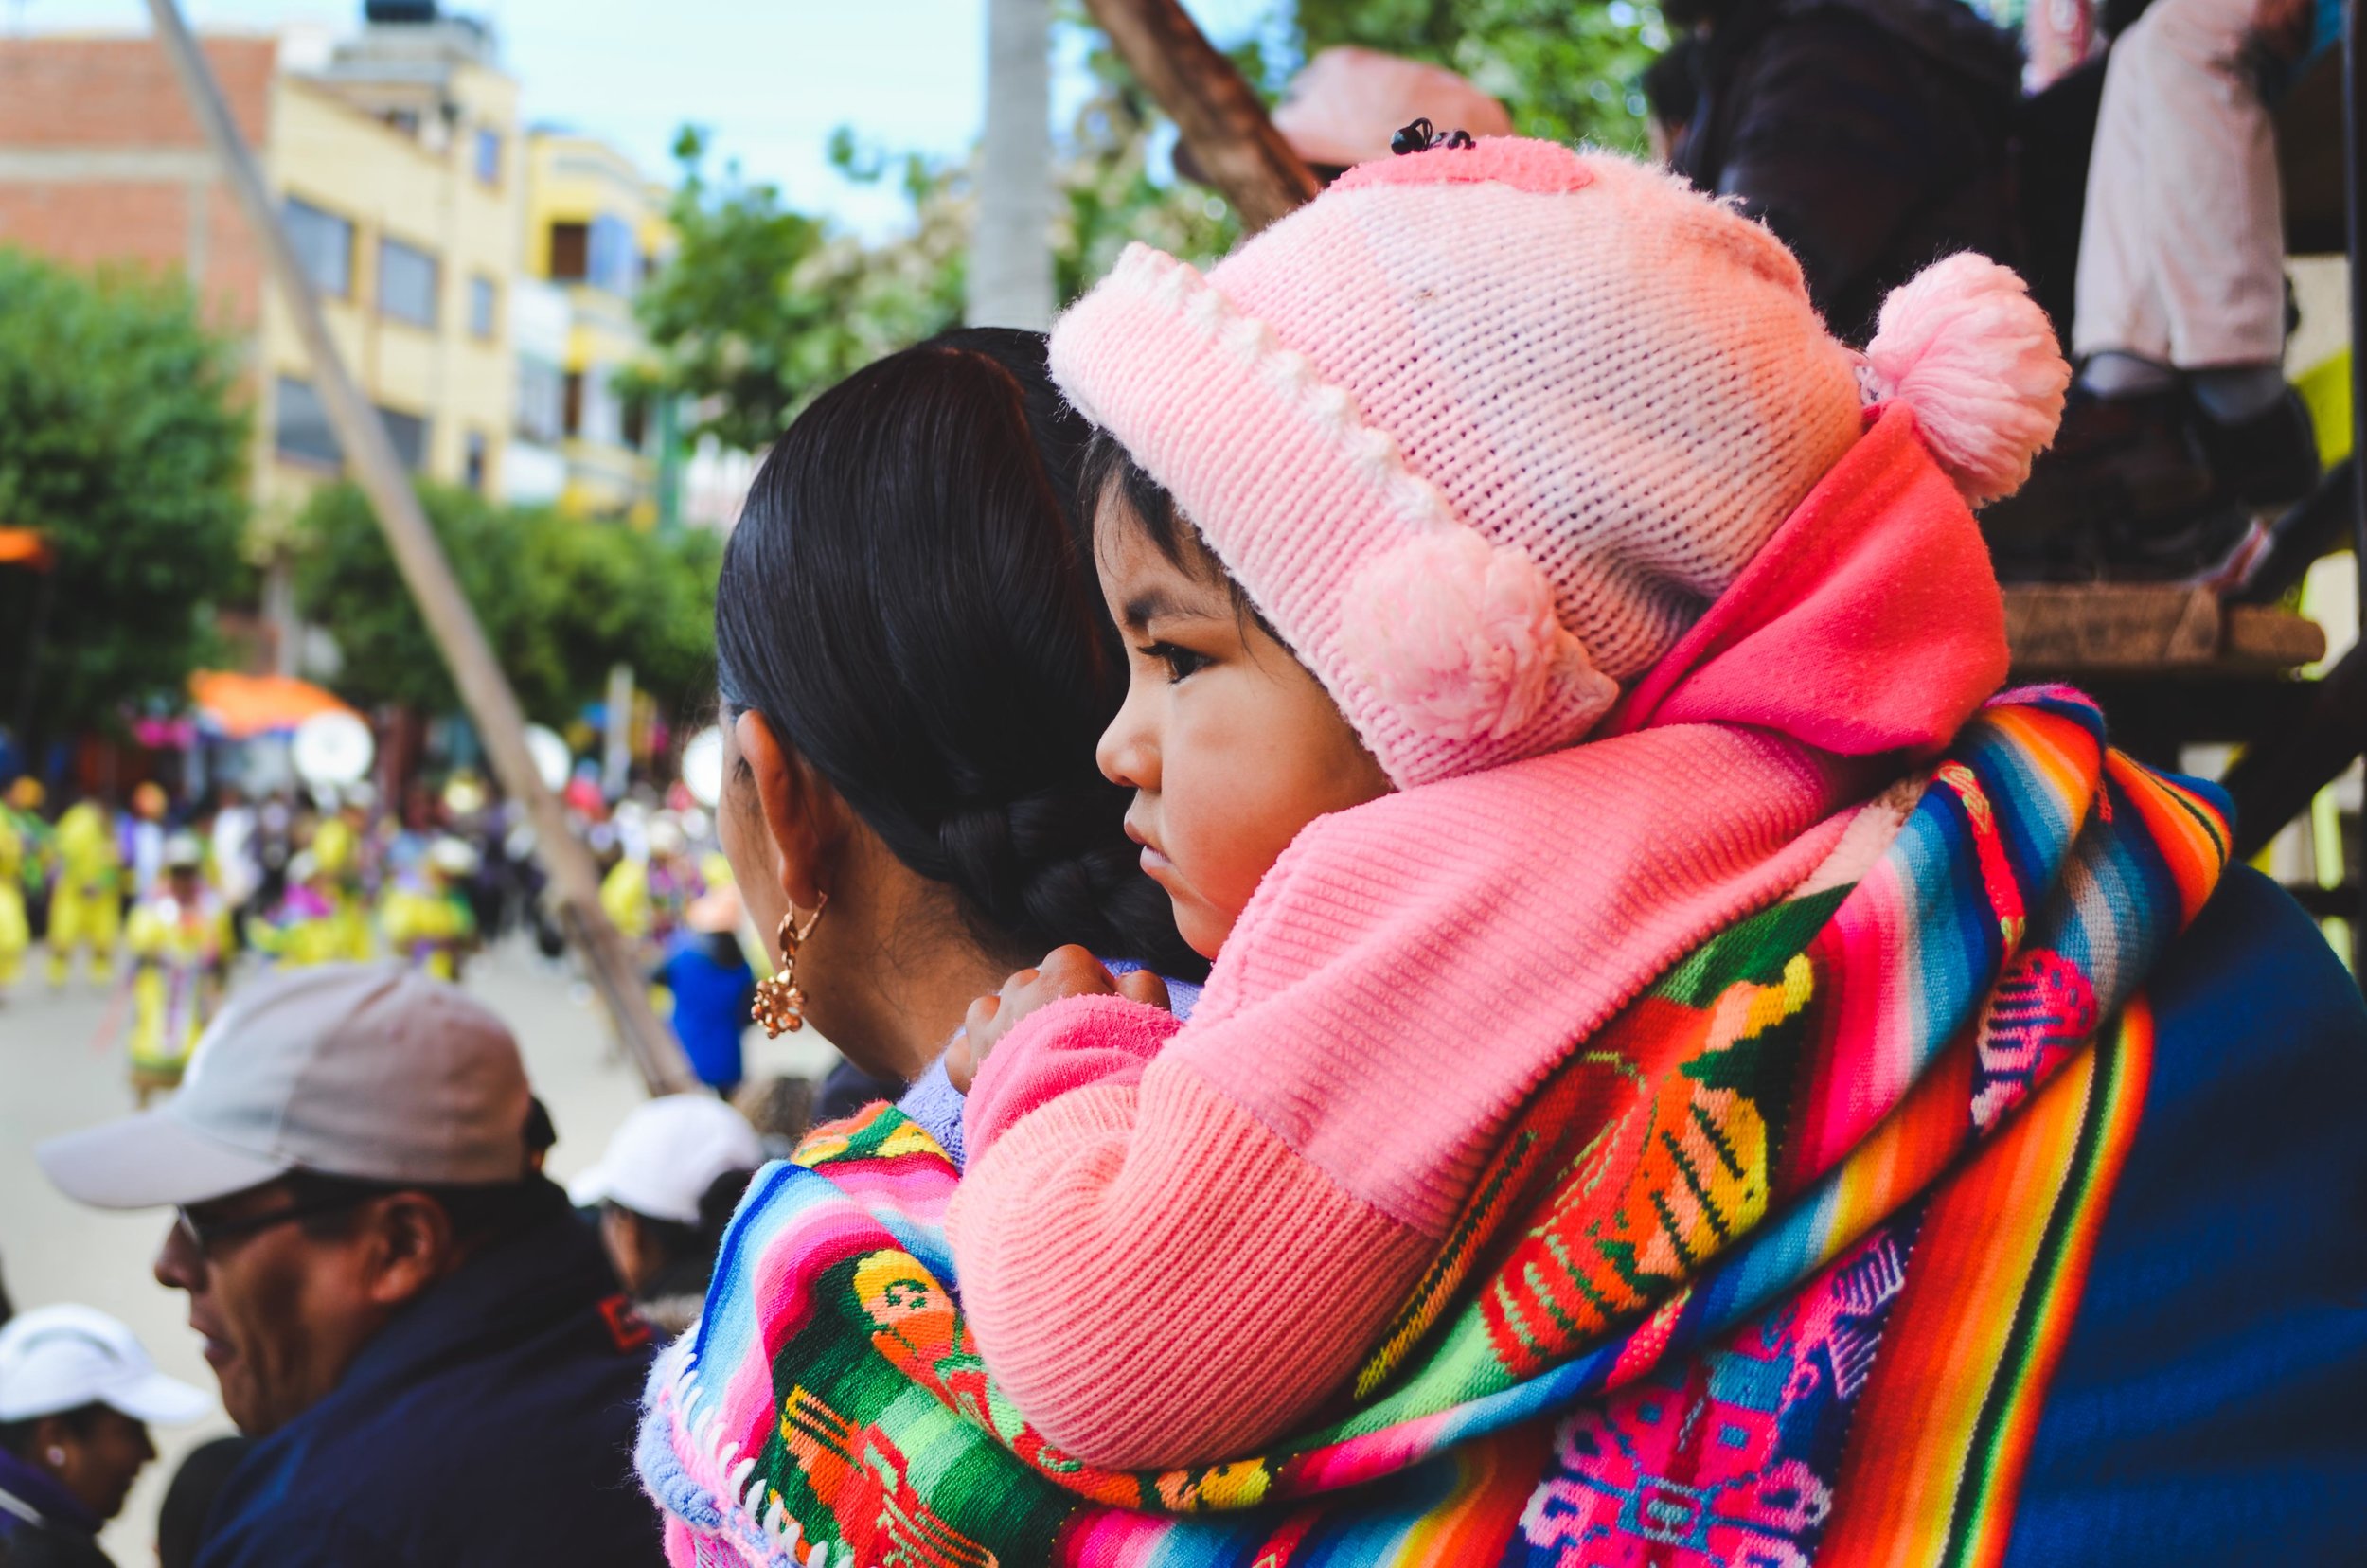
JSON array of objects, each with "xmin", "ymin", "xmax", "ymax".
[
  {"xmin": 292, "ymin": 481, "xmax": 718, "ymax": 728},
  {"xmin": 629, "ymin": 129, "xmax": 967, "ymax": 453},
  {"xmin": 0, "ymin": 248, "xmax": 249, "ymax": 752},
  {"xmin": 517, "ymin": 508, "xmax": 720, "ymax": 719},
  {"xmin": 292, "ymin": 480, "xmax": 554, "ymax": 718},
  {"xmin": 636, "ymin": 31, "xmax": 1238, "ymax": 450}
]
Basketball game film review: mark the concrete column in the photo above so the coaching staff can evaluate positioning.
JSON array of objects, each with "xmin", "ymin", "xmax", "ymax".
[{"xmin": 971, "ymin": 0, "xmax": 1054, "ymax": 330}]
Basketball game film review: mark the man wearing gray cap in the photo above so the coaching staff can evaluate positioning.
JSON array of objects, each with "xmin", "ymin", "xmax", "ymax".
[{"xmin": 37, "ymin": 965, "xmax": 659, "ymax": 1567}]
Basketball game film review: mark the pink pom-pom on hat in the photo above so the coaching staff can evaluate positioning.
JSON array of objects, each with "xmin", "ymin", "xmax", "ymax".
[
  {"xmin": 1858, "ymin": 253, "xmax": 2072, "ymax": 508},
  {"xmin": 1337, "ymin": 530, "xmax": 1618, "ymax": 744}
]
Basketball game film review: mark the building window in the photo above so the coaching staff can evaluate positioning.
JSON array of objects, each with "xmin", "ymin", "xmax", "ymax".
[
  {"xmin": 561, "ymin": 369, "xmax": 584, "ymax": 437},
  {"xmin": 548, "ymin": 222, "xmax": 588, "ymax": 281},
  {"xmin": 377, "ymin": 237, "xmax": 439, "ymax": 328},
  {"xmin": 469, "ymin": 275, "xmax": 498, "ymax": 340},
  {"xmin": 474, "ymin": 127, "xmax": 501, "ymax": 186},
  {"xmin": 620, "ymin": 393, "xmax": 649, "ymax": 453},
  {"xmin": 274, "ymin": 376, "xmax": 340, "ymax": 468},
  {"xmin": 465, "ymin": 430, "xmax": 489, "ymax": 491},
  {"xmin": 518, "ymin": 357, "xmax": 564, "ymax": 443},
  {"xmin": 383, "ymin": 107, "xmax": 422, "ymax": 139},
  {"xmin": 587, "ymin": 214, "xmax": 638, "ymax": 296},
  {"xmin": 377, "ymin": 405, "xmax": 429, "ymax": 472},
  {"xmin": 284, "ymin": 199, "xmax": 353, "ymax": 299}
]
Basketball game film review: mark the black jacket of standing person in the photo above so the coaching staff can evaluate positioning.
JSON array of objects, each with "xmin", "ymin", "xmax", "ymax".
[
  {"xmin": 0, "ymin": 1462, "xmax": 114, "ymax": 1568},
  {"xmin": 1670, "ymin": 0, "xmax": 2023, "ymax": 343},
  {"xmin": 187, "ymin": 1188, "xmax": 654, "ymax": 1568}
]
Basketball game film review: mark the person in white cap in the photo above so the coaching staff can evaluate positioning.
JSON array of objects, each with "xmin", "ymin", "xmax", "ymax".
[
  {"xmin": 568, "ymin": 1095, "xmax": 762, "ymax": 1337},
  {"xmin": 0, "ymin": 1304, "xmax": 210, "ymax": 1567},
  {"xmin": 33, "ymin": 963, "xmax": 659, "ymax": 1568}
]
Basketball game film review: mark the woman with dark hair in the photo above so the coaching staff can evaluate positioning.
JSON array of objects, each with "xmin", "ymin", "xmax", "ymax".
[{"xmin": 711, "ymin": 327, "xmax": 1196, "ymax": 1124}]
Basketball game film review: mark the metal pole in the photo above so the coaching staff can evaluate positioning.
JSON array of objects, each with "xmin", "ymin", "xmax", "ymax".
[
  {"xmin": 2347, "ymin": 0, "xmax": 2367, "ymax": 983},
  {"xmin": 143, "ymin": 0, "xmax": 693, "ymax": 1092}
]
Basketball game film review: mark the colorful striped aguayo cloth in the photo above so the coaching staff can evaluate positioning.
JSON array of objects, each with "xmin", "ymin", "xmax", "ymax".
[{"xmin": 638, "ymin": 687, "xmax": 2231, "ymax": 1568}]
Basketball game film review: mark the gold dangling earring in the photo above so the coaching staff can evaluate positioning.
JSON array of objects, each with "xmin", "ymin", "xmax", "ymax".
[{"xmin": 752, "ymin": 894, "xmax": 828, "ymax": 1037}]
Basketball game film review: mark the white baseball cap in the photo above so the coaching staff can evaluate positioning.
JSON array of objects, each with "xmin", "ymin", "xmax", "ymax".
[
  {"xmin": 567, "ymin": 1096, "xmax": 763, "ymax": 1227},
  {"xmin": 0, "ymin": 1306, "xmax": 211, "ymax": 1425},
  {"xmin": 38, "ymin": 963, "xmax": 537, "ymax": 1209}
]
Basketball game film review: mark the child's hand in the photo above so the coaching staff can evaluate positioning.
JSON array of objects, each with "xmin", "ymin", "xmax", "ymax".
[{"xmin": 943, "ymin": 946, "xmax": 1170, "ymax": 1092}]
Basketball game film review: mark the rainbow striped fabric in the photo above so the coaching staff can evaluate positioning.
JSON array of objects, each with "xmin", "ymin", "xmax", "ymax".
[{"xmin": 638, "ymin": 688, "xmax": 2230, "ymax": 1568}]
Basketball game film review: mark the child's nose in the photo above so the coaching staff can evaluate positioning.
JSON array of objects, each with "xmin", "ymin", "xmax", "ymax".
[{"xmin": 1096, "ymin": 704, "xmax": 1156, "ymax": 793}]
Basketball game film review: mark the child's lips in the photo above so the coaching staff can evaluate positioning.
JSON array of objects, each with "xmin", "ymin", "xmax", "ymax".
[{"xmin": 1124, "ymin": 819, "xmax": 1173, "ymax": 877}]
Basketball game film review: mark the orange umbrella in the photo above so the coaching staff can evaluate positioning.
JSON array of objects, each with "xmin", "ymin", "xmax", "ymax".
[
  {"xmin": 187, "ymin": 670, "xmax": 359, "ymax": 740},
  {"xmin": 0, "ymin": 527, "xmax": 54, "ymax": 570}
]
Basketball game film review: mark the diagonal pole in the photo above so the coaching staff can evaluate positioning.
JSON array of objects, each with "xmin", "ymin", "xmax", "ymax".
[
  {"xmin": 142, "ymin": 0, "xmax": 694, "ymax": 1092},
  {"xmin": 1080, "ymin": 0, "xmax": 1317, "ymax": 232}
]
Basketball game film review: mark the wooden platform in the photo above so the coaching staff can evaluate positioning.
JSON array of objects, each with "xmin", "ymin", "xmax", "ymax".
[
  {"xmin": 2002, "ymin": 585, "xmax": 2329, "ymax": 769},
  {"xmin": 2003, "ymin": 584, "xmax": 2327, "ymax": 675}
]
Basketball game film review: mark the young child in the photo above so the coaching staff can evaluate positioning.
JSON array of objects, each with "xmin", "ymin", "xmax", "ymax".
[{"xmin": 938, "ymin": 138, "xmax": 2068, "ymax": 1470}]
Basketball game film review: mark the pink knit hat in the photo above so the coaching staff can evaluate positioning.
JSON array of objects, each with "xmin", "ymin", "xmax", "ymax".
[{"xmin": 1048, "ymin": 138, "xmax": 2068, "ymax": 790}]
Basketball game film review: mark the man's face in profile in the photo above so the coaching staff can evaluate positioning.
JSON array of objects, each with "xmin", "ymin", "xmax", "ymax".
[{"xmin": 152, "ymin": 1181, "xmax": 382, "ymax": 1435}]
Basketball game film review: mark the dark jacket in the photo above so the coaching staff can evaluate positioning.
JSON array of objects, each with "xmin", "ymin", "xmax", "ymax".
[
  {"xmin": 1674, "ymin": 0, "xmax": 2023, "ymax": 343},
  {"xmin": 0, "ymin": 1445, "xmax": 115, "ymax": 1568},
  {"xmin": 194, "ymin": 1188, "xmax": 659, "ymax": 1568},
  {"xmin": 2013, "ymin": 866, "xmax": 2367, "ymax": 1561}
]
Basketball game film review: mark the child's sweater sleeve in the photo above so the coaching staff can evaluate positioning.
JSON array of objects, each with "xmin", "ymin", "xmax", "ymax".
[
  {"xmin": 948, "ymin": 728, "xmax": 1862, "ymax": 1472},
  {"xmin": 962, "ymin": 992, "xmax": 1180, "ymax": 1152},
  {"xmin": 952, "ymin": 1003, "xmax": 1432, "ymax": 1470}
]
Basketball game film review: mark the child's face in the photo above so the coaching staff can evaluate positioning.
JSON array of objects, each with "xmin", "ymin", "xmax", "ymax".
[{"xmin": 1095, "ymin": 501, "xmax": 1391, "ymax": 959}]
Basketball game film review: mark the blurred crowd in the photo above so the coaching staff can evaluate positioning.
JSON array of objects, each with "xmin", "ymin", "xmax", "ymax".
[{"xmin": 0, "ymin": 768, "xmax": 774, "ymax": 1105}]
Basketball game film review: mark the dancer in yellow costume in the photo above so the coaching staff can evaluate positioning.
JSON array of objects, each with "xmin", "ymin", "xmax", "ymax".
[
  {"xmin": 306, "ymin": 810, "xmax": 376, "ymax": 957},
  {"xmin": 46, "ymin": 799, "xmax": 122, "ymax": 988},
  {"xmin": 124, "ymin": 836, "xmax": 231, "ymax": 1106},
  {"xmin": 247, "ymin": 851, "xmax": 371, "ymax": 967},
  {"xmin": 381, "ymin": 837, "xmax": 479, "ymax": 982},
  {"xmin": 8, "ymin": 778, "xmax": 56, "ymax": 915},
  {"xmin": 0, "ymin": 794, "xmax": 27, "ymax": 994}
]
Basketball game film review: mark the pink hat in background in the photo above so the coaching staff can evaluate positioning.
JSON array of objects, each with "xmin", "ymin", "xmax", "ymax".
[
  {"xmin": 1272, "ymin": 47, "xmax": 1513, "ymax": 170},
  {"xmin": 1049, "ymin": 138, "xmax": 2067, "ymax": 790}
]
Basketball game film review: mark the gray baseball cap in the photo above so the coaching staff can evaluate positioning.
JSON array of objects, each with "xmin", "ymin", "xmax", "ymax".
[{"xmin": 39, "ymin": 963, "xmax": 537, "ymax": 1209}]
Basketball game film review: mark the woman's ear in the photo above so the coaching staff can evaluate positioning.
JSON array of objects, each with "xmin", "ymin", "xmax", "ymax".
[{"xmin": 734, "ymin": 709, "xmax": 837, "ymax": 912}]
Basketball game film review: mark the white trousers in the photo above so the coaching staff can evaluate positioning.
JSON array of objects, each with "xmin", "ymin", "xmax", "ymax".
[{"xmin": 2073, "ymin": 0, "xmax": 2287, "ymax": 368}]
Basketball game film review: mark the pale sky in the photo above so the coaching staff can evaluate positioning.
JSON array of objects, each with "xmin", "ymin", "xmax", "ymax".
[{"xmin": 8, "ymin": 0, "xmax": 1282, "ymax": 232}]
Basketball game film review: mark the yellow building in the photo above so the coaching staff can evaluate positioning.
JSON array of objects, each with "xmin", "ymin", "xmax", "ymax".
[
  {"xmin": 521, "ymin": 131, "xmax": 671, "ymax": 523},
  {"xmin": 258, "ymin": 15, "xmax": 524, "ymax": 526}
]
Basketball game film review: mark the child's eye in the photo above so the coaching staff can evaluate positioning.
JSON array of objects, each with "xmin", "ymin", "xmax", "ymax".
[{"xmin": 1139, "ymin": 641, "xmax": 1210, "ymax": 684}]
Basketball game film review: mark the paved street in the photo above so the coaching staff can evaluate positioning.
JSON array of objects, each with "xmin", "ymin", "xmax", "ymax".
[{"xmin": 0, "ymin": 941, "xmax": 840, "ymax": 1562}]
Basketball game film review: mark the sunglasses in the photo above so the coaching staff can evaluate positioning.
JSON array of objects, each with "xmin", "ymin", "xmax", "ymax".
[{"xmin": 172, "ymin": 1192, "xmax": 369, "ymax": 1257}]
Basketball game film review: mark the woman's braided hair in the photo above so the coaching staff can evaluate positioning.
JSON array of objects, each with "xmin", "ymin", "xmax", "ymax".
[{"xmin": 715, "ymin": 328, "xmax": 1201, "ymax": 977}]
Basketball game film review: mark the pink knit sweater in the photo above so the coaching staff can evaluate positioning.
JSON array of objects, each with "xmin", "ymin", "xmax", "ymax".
[{"xmin": 950, "ymin": 408, "xmax": 2010, "ymax": 1469}]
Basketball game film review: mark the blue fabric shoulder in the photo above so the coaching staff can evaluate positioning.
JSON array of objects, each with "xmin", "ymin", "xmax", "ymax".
[{"xmin": 2009, "ymin": 865, "xmax": 2367, "ymax": 1564}]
